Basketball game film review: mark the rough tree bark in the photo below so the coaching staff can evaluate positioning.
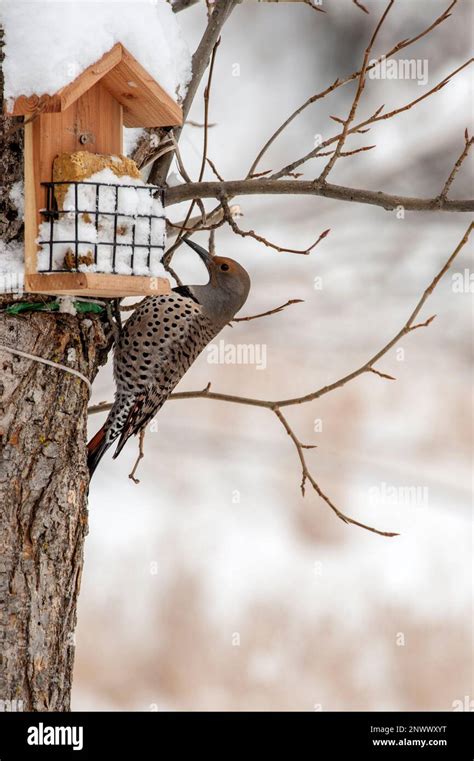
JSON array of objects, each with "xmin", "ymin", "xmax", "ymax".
[
  {"xmin": 0, "ymin": 29, "xmax": 111, "ymax": 711},
  {"xmin": 0, "ymin": 314, "xmax": 110, "ymax": 711},
  {"xmin": 0, "ymin": 28, "xmax": 23, "ymax": 245}
]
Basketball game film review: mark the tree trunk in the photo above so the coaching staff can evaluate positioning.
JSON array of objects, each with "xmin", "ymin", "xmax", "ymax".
[
  {"xmin": 0, "ymin": 27, "xmax": 112, "ymax": 712},
  {"xmin": 0, "ymin": 311, "xmax": 110, "ymax": 711}
]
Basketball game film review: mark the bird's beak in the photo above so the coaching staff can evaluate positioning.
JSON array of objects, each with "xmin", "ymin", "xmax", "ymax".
[{"xmin": 183, "ymin": 237, "xmax": 212, "ymax": 270}]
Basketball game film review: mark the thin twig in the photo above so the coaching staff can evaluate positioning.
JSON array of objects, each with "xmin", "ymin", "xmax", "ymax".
[
  {"xmin": 316, "ymin": 144, "xmax": 376, "ymax": 158},
  {"xmin": 120, "ymin": 299, "xmax": 147, "ymax": 313},
  {"xmin": 207, "ymin": 158, "xmax": 225, "ymax": 181},
  {"xmin": 353, "ymin": 0, "xmax": 369, "ymax": 13},
  {"xmin": 209, "ymin": 229, "xmax": 216, "ymax": 255},
  {"xmin": 166, "ymin": 204, "xmax": 243, "ymax": 239},
  {"xmin": 302, "ymin": 0, "xmax": 326, "ymax": 12},
  {"xmin": 149, "ymin": 0, "xmax": 236, "ymax": 185},
  {"xmin": 170, "ymin": 0, "xmax": 201, "ymax": 12},
  {"xmin": 162, "ymin": 38, "xmax": 221, "ymax": 268},
  {"xmin": 144, "ymin": 133, "xmax": 209, "ymax": 234},
  {"xmin": 169, "ymin": 133, "xmax": 193, "ymax": 184},
  {"xmin": 273, "ymin": 407, "xmax": 397, "ymax": 537},
  {"xmin": 220, "ymin": 194, "xmax": 330, "ymax": 255},
  {"xmin": 317, "ymin": 0, "xmax": 395, "ymax": 183},
  {"xmin": 368, "ymin": 367, "xmax": 396, "ymax": 381},
  {"xmin": 166, "ymin": 215, "xmax": 226, "ymax": 235},
  {"xmin": 185, "ymin": 120, "xmax": 217, "ymax": 128},
  {"xmin": 438, "ymin": 129, "xmax": 474, "ymax": 201},
  {"xmin": 198, "ymin": 40, "xmax": 220, "ymax": 183},
  {"xmin": 3, "ymin": 111, "xmax": 41, "ymax": 138},
  {"xmin": 233, "ymin": 299, "xmax": 304, "ymax": 322},
  {"xmin": 128, "ymin": 429, "xmax": 146, "ymax": 483}
]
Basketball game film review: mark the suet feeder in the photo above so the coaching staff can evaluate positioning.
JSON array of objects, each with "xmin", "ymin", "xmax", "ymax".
[{"xmin": 5, "ymin": 43, "xmax": 182, "ymax": 297}]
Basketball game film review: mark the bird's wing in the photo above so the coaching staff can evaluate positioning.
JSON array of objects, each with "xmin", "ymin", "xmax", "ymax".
[
  {"xmin": 112, "ymin": 298, "xmax": 216, "ymax": 457},
  {"xmin": 114, "ymin": 293, "xmax": 206, "ymax": 395}
]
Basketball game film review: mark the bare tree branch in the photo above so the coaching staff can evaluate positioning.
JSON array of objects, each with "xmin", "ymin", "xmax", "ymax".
[
  {"xmin": 271, "ymin": 222, "xmax": 472, "ymax": 407},
  {"xmin": 165, "ymin": 178, "xmax": 474, "ymax": 212},
  {"xmin": 272, "ymin": 407, "xmax": 397, "ymax": 537},
  {"xmin": 318, "ymin": 0, "xmax": 394, "ymax": 183},
  {"xmin": 149, "ymin": 0, "xmax": 237, "ymax": 185},
  {"xmin": 271, "ymin": 58, "xmax": 473, "ymax": 180},
  {"xmin": 220, "ymin": 194, "xmax": 330, "ymax": 254},
  {"xmin": 162, "ymin": 37, "xmax": 221, "ymax": 268},
  {"xmin": 166, "ymin": 204, "xmax": 241, "ymax": 239},
  {"xmin": 247, "ymin": 1, "xmax": 458, "ymax": 176},
  {"xmin": 233, "ymin": 299, "xmax": 304, "ymax": 323},
  {"xmin": 88, "ymin": 225, "xmax": 472, "ymax": 537}
]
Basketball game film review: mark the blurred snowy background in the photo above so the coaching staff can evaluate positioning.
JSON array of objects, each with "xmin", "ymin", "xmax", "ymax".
[{"xmin": 75, "ymin": 0, "xmax": 472, "ymax": 711}]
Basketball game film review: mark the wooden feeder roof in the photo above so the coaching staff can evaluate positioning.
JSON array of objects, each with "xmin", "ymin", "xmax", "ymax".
[{"xmin": 6, "ymin": 43, "xmax": 183, "ymax": 128}]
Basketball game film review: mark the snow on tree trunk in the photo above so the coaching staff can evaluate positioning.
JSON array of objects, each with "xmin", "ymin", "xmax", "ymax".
[{"xmin": 0, "ymin": 29, "xmax": 112, "ymax": 712}]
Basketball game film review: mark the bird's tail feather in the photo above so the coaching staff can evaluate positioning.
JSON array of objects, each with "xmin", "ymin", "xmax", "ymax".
[
  {"xmin": 112, "ymin": 433, "xmax": 130, "ymax": 460},
  {"xmin": 87, "ymin": 426, "xmax": 111, "ymax": 477}
]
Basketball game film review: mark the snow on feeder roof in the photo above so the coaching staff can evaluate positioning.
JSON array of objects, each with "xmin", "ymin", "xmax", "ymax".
[
  {"xmin": 3, "ymin": 43, "xmax": 183, "ymax": 298},
  {"xmin": 1, "ymin": 0, "xmax": 191, "ymax": 105},
  {"xmin": 8, "ymin": 43, "xmax": 183, "ymax": 128}
]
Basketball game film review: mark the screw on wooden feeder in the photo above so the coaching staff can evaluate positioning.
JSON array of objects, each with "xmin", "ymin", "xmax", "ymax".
[{"xmin": 4, "ymin": 43, "xmax": 183, "ymax": 298}]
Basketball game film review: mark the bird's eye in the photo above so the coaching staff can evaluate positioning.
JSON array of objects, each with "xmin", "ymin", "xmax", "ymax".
[{"xmin": 220, "ymin": 263, "xmax": 230, "ymax": 271}]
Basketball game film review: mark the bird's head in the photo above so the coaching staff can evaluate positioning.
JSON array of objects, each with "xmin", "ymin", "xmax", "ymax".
[{"xmin": 183, "ymin": 238, "xmax": 251, "ymax": 325}]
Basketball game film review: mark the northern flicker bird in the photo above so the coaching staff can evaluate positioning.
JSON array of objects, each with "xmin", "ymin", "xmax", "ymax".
[{"xmin": 87, "ymin": 239, "xmax": 251, "ymax": 475}]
